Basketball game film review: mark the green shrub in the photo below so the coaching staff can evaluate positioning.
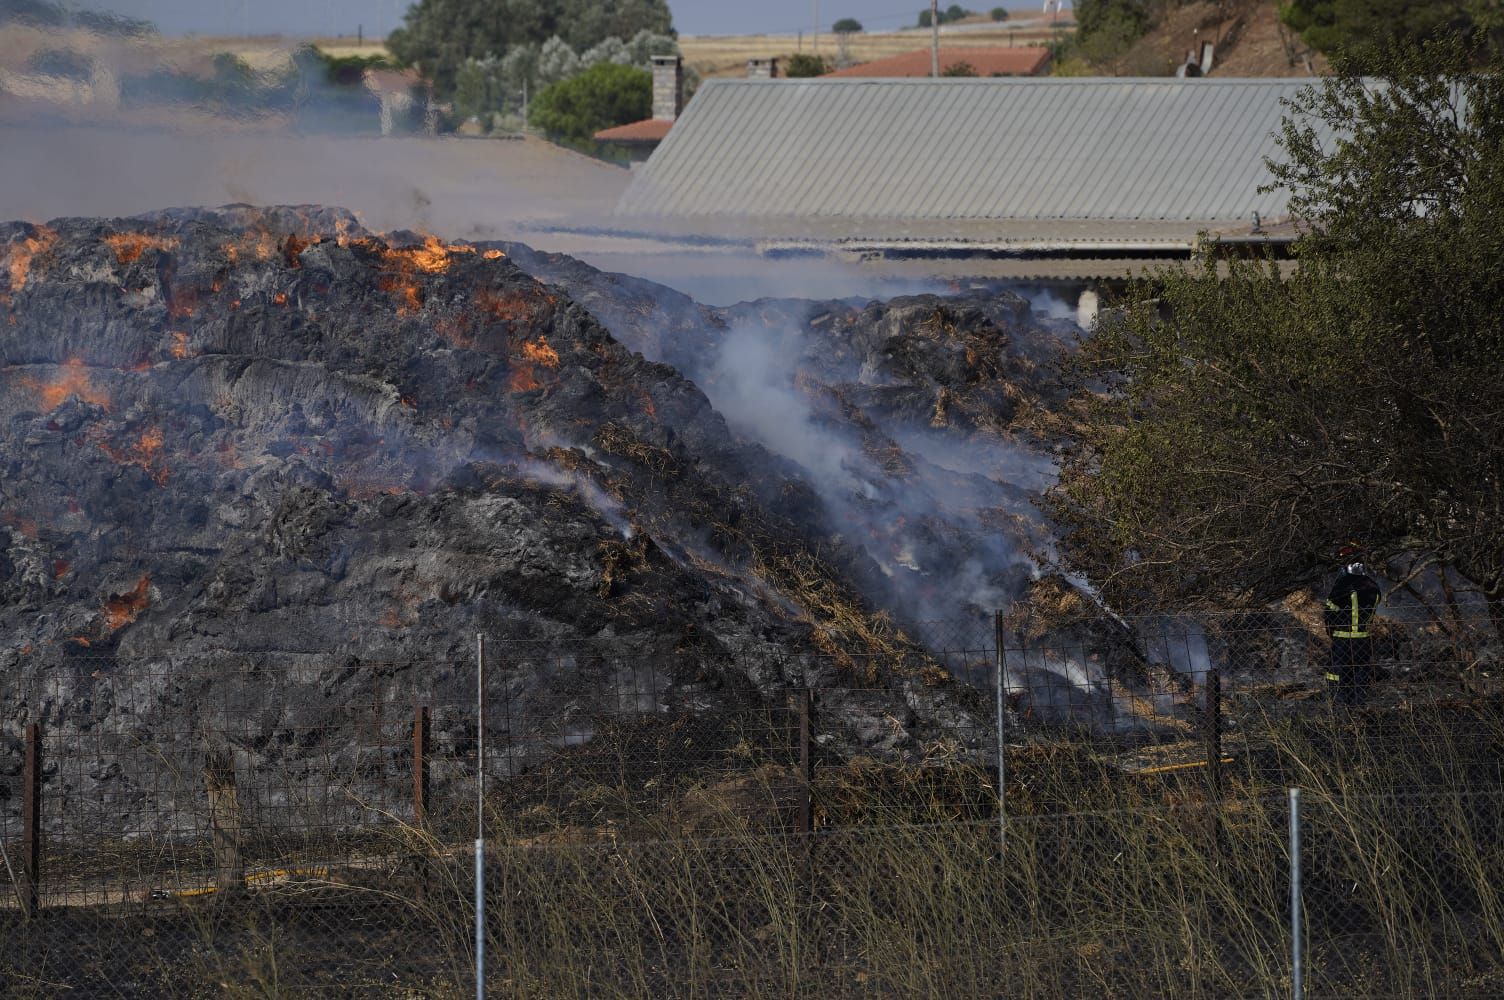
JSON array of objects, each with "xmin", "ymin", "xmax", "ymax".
[
  {"xmin": 529, "ymin": 61, "xmax": 651, "ymax": 143},
  {"xmin": 784, "ymin": 53, "xmax": 829, "ymax": 77}
]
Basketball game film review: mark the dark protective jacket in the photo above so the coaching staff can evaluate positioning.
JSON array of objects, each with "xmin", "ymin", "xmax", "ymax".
[{"xmin": 1325, "ymin": 572, "xmax": 1382, "ymax": 640}]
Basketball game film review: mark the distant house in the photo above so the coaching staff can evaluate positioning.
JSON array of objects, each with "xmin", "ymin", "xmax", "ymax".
[
  {"xmin": 826, "ymin": 46, "xmax": 1051, "ymax": 78},
  {"xmin": 594, "ymin": 55, "xmax": 684, "ymax": 164}
]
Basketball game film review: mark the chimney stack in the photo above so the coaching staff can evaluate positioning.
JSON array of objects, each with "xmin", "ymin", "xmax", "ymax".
[
  {"xmin": 652, "ymin": 55, "xmax": 684, "ymax": 120},
  {"xmin": 747, "ymin": 57, "xmax": 780, "ymax": 78}
]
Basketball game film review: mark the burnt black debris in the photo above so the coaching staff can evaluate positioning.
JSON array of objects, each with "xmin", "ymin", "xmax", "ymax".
[{"xmin": 0, "ymin": 207, "xmax": 1152, "ymax": 834}]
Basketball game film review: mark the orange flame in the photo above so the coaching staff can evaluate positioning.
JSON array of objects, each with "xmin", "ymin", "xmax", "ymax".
[
  {"xmin": 102, "ymin": 233, "xmax": 179, "ymax": 264},
  {"xmin": 22, "ymin": 358, "xmax": 110, "ymax": 412},
  {"xmin": 273, "ymin": 292, "xmax": 288, "ymax": 306},
  {"xmin": 1, "ymin": 512, "xmax": 39, "ymax": 537},
  {"xmin": 52, "ymin": 559, "xmax": 70, "ymax": 579},
  {"xmin": 509, "ymin": 365, "xmax": 540, "ymax": 393},
  {"xmin": 521, "ymin": 338, "xmax": 560, "ymax": 368},
  {"xmin": 380, "ymin": 275, "xmax": 423, "ymax": 315},
  {"xmin": 374, "ymin": 236, "xmax": 475, "ymax": 315},
  {"xmin": 170, "ymin": 332, "xmax": 193, "ymax": 359},
  {"xmin": 2, "ymin": 226, "xmax": 58, "ymax": 300},
  {"xmin": 283, "ymin": 233, "xmax": 312, "ymax": 268},
  {"xmin": 99, "ymin": 426, "xmax": 169, "ymax": 485},
  {"xmin": 478, "ymin": 290, "xmax": 532, "ymax": 323},
  {"xmin": 482, "ymin": 249, "xmax": 505, "ymax": 260},
  {"xmin": 102, "ymin": 575, "xmax": 151, "ymax": 630}
]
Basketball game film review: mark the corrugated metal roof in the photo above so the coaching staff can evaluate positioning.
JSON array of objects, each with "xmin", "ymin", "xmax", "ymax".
[{"xmin": 616, "ymin": 78, "xmax": 1328, "ymax": 235}]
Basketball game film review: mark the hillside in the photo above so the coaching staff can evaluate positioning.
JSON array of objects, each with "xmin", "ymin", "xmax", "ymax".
[{"xmin": 1065, "ymin": 0, "xmax": 1329, "ymax": 76}]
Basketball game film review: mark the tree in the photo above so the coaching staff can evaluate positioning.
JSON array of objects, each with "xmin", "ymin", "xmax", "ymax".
[
  {"xmin": 917, "ymin": 8, "xmax": 933, "ymax": 27},
  {"xmin": 990, "ymin": 7, "xmax": 1010, "ymax": 21},
  {"xmin": 784, "ymin": 53, "xmax": 830, "ymax": 77},
  {"xmin": 1279, "ymin": 0, "xmax": 1492, "ymax": 56},
  {"xmin": 1074, "ymin": 0, "xmax": 1150, "ymax": 41},
  {"xmin": 1047, "ymin": 41, "xmax": 1504, "ymax": 624},
  {"xmin": 833, "ymin": 17, "xmax": 864, "ymax": 33},
  {"xmin": 944, "ymin": 4, "xmax": 972, "ymax": 23},
  {"xmin": 528, "ymin": 61, "xmax": 650, "ymax": 142},
  {"xmin": 388, "ymin": 0, "xmax": 673, "ymax": 96}
]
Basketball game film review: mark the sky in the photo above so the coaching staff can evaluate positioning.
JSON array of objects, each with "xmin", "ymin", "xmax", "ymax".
[{"xmin": 62, "ymin": 0, "xmax": 1059, "ymax": 40}]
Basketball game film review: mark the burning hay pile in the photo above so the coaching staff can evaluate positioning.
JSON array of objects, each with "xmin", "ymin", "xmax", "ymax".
[{"xmin": 0, "ymin": 206, "xmax": 1171, "ymax": 834}]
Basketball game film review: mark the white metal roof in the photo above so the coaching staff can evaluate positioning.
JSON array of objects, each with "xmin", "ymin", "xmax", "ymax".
[{"xmin": 616, "ymin": 77, "xmax": 1328, "ymax": 239}]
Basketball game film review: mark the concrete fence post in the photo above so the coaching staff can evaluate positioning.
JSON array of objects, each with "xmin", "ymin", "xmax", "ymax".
[{"xmin": 204, "ymin": 748, "xmax": 245, "ymax": 897}]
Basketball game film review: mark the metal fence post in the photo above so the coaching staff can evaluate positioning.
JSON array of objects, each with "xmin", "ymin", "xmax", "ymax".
[
  {"xmin": 994, "ymin": 609, "xmax": 1008, "ymax": 853},
  {"xmin": 1205, "ymin": 667, "xmax": 1224, "ymax": 854},
  {"xmin": 475, "ymin": 633, "xmax": 487, "ymax": 1000},
  {"xmin": 20, "ymin": 722, "xmax": 40, "ymax": 918},
  {"xmin": 1290, "ymin": 787, "xmax": 1303, "ymax": 1000}
]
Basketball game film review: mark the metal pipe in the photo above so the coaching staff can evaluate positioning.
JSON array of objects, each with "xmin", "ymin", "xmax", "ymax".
[
  {"xmin": 930, "ymin": 0, "xmax": 940, "ymax": 77},
  {"xmin": 474, "ymin": 838, "xmax": 486, "ymax": 1000},
  {"xmin": 1290, "ymin": 787, "xmax": 1302, "ymax": 1000},
  {"xmin": 994, "ymin": 609, "xmax": 1007, "ymax": 853},
  {"xmin": 476, "ymin": 633, "xmax": 486, "ymax": 843}
]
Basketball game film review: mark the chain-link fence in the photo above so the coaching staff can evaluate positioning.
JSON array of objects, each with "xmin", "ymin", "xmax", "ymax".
[{"xmin": 0, "ymin": 605, "xmax": 1499, "ymax": 995}]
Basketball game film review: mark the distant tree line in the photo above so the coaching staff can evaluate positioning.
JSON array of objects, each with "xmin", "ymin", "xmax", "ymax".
[
  {"xmin": 918, "ymin": 5, "xmax": 979, "ymax": 28},
  {"xmin": 1280, "ymin": 0, "xmax": 1504, "ymax": 57},
  {"xmin": 0, "ymin": 0, "xmax": 153, "ymax": 35},
  {"xmin": 388, "ymin": 0, "xmax": 674, "ymax": 97}
]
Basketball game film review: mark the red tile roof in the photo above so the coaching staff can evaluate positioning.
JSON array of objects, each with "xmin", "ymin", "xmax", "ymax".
[
  {"xmin": 594, "ymin": 118, "xmax": 674, "ymax": 143},
  {"xmin": 825, "ymin": 46, "xmax": 1051, "ymax": 78}
]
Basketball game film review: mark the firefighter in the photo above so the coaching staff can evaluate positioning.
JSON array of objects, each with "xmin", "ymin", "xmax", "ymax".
[{"xmin": 1324, "ymin": 545, "xmax": 1382, "ymax": 707}]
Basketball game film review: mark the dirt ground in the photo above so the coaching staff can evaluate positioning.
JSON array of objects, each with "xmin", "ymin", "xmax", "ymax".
[{"xmin": 1105, "ymin": 0, "xmax": 1329, "ymax": 77}]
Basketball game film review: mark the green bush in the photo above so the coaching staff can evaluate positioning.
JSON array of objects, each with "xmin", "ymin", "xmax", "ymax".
[
  {"xmin": 529, "ymin": 61, "xmax": 651, "ymax": 143},
  {"xmin": 990, "ymin": 6, "xmax": 1009, "ymax": 21},
  {"xmin": 833, "ymin": 17, "xmax": 863, "ymax": 32},
  {"xmin": 388, "ymin": 0, "xmax": 673, "ymax": 97},
  {"xmin": 941, "ymin": 60, "xmax": 978, "ymax": 76},
  {"xmin": 784, "ymin": 53, "xmax": 829, "ymax": 77}
]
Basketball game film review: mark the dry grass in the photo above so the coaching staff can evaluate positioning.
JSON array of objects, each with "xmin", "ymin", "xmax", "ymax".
[
  {"xmin": 680, "ymin": 25, "xmax": 1072, "ymax": 78},
  {"xmin": 6, "ymin": 698, "xmax": 1504, "ymax": 997}
]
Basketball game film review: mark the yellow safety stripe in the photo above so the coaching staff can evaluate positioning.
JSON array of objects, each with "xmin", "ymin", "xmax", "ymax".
[
  {"xmin": 1333, "ymin": 631, "xmax": 1369, "ymax": 639},
  {"xmin": 1350, "ymin": 592, "xmax": 1361, "ymax": 632},
  {"xmin": 1324, "ymin": 673, "xmax": 1341, "ymax": 682}
]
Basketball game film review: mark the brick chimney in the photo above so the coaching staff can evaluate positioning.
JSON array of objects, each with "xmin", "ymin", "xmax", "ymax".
[
  {"xmin": 746, "ymin": 57, "xmax": 780, "ymax": 79},
  {"xmin": 651, "ymin": 55, "xmax": 684, "ymax": 121}
]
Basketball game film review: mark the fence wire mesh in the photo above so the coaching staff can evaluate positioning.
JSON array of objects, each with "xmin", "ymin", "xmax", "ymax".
[{"xmin": 0, "ymin": 605, "xmax": 1498, "ymax": 996}]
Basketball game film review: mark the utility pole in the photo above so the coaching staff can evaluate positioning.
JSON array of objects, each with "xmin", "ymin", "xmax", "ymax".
[
  {"xmin": 813, "ymin": 0, "xmax": 820, "ymax": 57},
  {"xmin": 931, "ymin": 0, "xmax": 940, "ymax": 77}
]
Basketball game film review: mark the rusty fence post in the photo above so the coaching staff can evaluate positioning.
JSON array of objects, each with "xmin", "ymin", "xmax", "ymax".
[
  {"xmin": 20, "ymin": 723, "xmax": 40, "ymax": 918},
  {"xmin": 414, "ymin": 705, "xmax": 431, "ymax": 827},
  {"xmin": 795, "ymin": 688, "xmax": 813, "ymax": 838}
]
